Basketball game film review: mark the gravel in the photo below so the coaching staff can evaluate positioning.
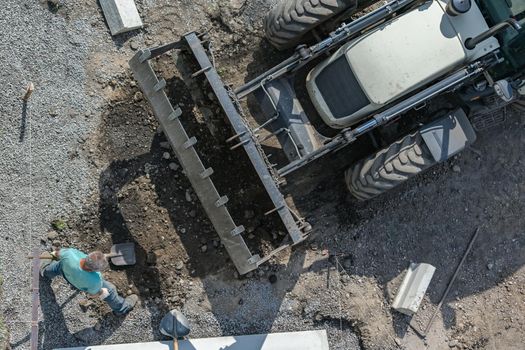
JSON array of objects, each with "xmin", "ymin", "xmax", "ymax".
[{"xmin": 0, "ymin": 0, "xmax": 101, "ymax": 348}]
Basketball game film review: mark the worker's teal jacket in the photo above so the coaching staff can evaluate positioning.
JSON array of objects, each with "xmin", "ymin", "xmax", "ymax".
[{"xmin": 59, "ymin": 248, "xmax": 103, "ymax": 294}]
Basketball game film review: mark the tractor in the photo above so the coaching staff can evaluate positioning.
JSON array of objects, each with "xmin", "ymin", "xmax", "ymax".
[{"xmin": 130, "ymin": 0, "xmax": 525, "ymax": 274}]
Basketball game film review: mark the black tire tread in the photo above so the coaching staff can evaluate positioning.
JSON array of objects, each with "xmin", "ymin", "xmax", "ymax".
[
  {"xmin": 265, "ymin": 0, "xmax": 357, "ymax": 50},
  {"xmin": 346, "ymin": 133, "xmax": 437, "ymax": 201}
]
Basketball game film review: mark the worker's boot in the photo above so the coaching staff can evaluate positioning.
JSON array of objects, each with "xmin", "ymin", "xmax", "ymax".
[
  {"xmin": 115, "ymin": 294, "xmax": 139, "ymax": 316},
  {"xmin": 40, "ymin": 259, "xmax": 55, "ymax": 278}
]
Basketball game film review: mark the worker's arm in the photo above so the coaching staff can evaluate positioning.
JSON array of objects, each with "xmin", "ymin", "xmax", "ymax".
[{"xmin": 86, "ymin": 279, "xmax": 109, "ymax": 300}]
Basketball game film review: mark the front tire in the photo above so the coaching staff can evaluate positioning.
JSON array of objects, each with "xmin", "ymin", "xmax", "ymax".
[
  {"xmin": 346, "ymin": 132, "xmax": 437, "ymax": 200},
  {"xmin": 264, "ymin": 0, "xmax": 358, "ymax": 50}
]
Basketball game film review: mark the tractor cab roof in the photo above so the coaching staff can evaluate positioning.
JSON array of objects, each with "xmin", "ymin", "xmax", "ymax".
[{"xmin": 306, "ymin": 0, "xmax": 498, "ymax": 129}]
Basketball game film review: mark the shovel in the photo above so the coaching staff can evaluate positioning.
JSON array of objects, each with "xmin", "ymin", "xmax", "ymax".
[
  {"xmin": 28, "ymin": 243, "xmax": 136, "ymax": 267},
  {"xmin": 105, "ymin": 242, "xmax": 136, "ymax": 266}
]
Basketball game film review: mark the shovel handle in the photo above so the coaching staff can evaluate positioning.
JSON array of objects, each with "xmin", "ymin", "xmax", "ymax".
[
  {"xmin": 27, "ymin": 254, "xmax": 53, "ymax": 260},
  {"xmin": 104, "ymin": 253, "xmax": 124, "ymax": 259}
]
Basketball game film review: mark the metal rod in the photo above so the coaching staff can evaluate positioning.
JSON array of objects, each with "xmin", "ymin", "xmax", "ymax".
[
  {"xmin": 465, "ymin": 19, "xmax": 521, "ymax": 50},
  {"xmin": 148, "ymin": 40, "xmax": 185, "ymax": 60},
  {"xmin": 253, "ymin": 114, "xmax": 279, "ymax": 133},
  {"xmin": 422, "ymin": 227, "xmax": 481, "ymax": 336},
  {"xmin": 258, "ymin": 128, "xmax": 286, "ymax": 142},
  {"xmin": 191, "ymin": 66, "xmax": 211, "ymax": 78},
  {"xmin": 30, "ymin": 249, "xmax": 41, "ymax": 350},
  {"xmin": 226, "ymin": 131, "xmax": 246, "ymax": 143}
]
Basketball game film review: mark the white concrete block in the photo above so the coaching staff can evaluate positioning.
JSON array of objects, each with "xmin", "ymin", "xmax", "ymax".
[
  {"xmin": 99, "ymin": 0, "xmax": 143, "ymax": 35},
  {"xmin": 392, "ymin": 263, "xmax": 436, "ymax": 316},
  {"xmin": 55, "ymin": 330, "xmax": 329, "ymax": 350}
]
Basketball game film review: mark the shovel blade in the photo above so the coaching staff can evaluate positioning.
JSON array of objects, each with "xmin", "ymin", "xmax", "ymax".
[{"xmin": 109, "ymin": 243, "xmax": 136, "ymax": 266}]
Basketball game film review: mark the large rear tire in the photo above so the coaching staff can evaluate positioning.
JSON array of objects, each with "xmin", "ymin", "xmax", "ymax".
[
  {"xmin": 346, "ymin": 132, "xmax": 437, "ymax": 200},
  {"xmin": 264, "ymin": 0, "xmax": 358, "ymax": 50}
]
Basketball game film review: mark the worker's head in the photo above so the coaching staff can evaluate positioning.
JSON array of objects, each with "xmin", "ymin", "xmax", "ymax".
[{"xmin": 83, "ymin": 251, "xmax": 109, "ymax": 272}]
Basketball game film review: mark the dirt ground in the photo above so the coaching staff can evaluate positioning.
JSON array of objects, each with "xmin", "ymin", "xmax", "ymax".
[{"xmin": 4, "ymin": 0, "xmax": 524, "ymax": 349}]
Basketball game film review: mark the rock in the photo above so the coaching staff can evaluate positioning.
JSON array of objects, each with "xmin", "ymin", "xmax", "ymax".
[
  {"xmin": 47, "ymin": 231, "xmax": 58, "ymax": 240},
  {"xmin": 269, "ymin": 274, "xmax": 277, "ymax": 284},
  {"xmin": 185, "ymin": 190, "xmax": 192, "ymax": 202},
  {"xmin": 146, "ymin": 251, "xmax": 157, "ymax": 265},
  {"xmin": 175, "ymin": 260, "xmax": 184, "ymax": 270},
  {"xmin": 189, "ymin": 210, "xmax": 196, "ymax": 218},
  {"xmin": 212, "ymin": 240, "xmax": 220, "ymax": 248},
  {"xmin": 230, "ymin": 0, "xmax": 246, "ymax": 10},
  {"xmin": 342, "ymin": 256, "xmax": 353, "ymax": 270},
  {"xmin": 201, "ymin": 245, "xmax": 208, "ymax": 253},
  {"xmin": 200, "ymin": 107, "xmax": 214, "ymax": 120},
  {"xmin": 168, "ymin": 162, "xmax": 179, "ymax": 171},
  {"xmin": 244, "ymin": 209, "xmax": 255, "ymax": 219},
  {"xmin": 78, "ymin": 299, "xmax": 92, "ymax": 312},
  {"xmin": 133, "ymin": 91, "xmax": 143, "ymax": 101},
  {"xmin": 94, "ymin": 323, "xmax": 102, "ymax": 331},
  {"xmin": 487, "ymin": 262, "xmax": 494, "ymax": 270},
  {"xmin": 162, "ymin": 152, "xmax": 171, "ymax": 160},
  {"xmin": 130, "ymin": 41, "xmax": 139, "ymax": 50},
  {"xmin": 127, "ymin": 289, "xmax": 133, "ymax": 295},
  {"xmin": 160, "ymin": 141, "xmax": 170, "ymax": 149},
  {"xmin": 247, "ymin": 233, "xmax": 255, "ymax": 239},
  {"xmin": 452, "ymin": 165, "xmax": 461, "ymax": 173},
  {"xmin": 449, "ymin": 339, "xmax": 459, "ymax": 348}
]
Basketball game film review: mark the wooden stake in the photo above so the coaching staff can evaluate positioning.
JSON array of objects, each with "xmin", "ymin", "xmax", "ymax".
[{"xmin": 22, "ymin": 82, "xmax": 34, "ymax": 101}]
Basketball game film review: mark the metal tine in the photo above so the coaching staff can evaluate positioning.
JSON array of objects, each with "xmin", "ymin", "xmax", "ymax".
[
  {"xmin": 191, "ymin": 66, "xmax": 212, "ymax": 78},
  {"xmin": 226, "ymin": 131, "xmax": 246, "ymax": 143},
  {"xmin": 230, "ymin": 139, "xmax": 250, "ymax": 150},
  {"xmin": 264, "ymin": 205, "xmax": 285, "ymax": 216}
]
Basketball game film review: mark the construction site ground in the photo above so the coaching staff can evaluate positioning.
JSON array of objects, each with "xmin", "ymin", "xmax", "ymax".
[{"xmin": 1, "ymin": 1, "xmax": 524, "ymax": 350}]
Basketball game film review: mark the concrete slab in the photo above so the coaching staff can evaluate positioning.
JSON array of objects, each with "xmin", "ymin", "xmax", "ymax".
[
  {"xmin": 99, "ymin": 0, "xmax": 143, "ymax": 35},
  {"xmin": 55, "ymin": 330, "xmax": 329, "ymax": 350},
  {"xmin": 392, "ymin": 263, "xmax": 436, "ymax": 316}
]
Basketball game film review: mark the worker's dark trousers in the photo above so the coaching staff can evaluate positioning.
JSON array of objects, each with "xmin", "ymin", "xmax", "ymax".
[{"xmin": 42, "ymin": 261, "xmax": 133, "ymax": 315}]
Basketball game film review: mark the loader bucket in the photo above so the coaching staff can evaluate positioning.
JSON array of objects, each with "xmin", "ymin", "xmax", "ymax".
[{"xmin": 129, "ymin": 32, "xmax": 309, "ymax": 274}]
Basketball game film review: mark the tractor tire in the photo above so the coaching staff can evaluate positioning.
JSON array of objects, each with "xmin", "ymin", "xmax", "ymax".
[
  {"xmin": 345, "ymin": 132, "xmax": 437, "ymax": 201},
  {"xmin": 265, "ymin": 0, "xmax": 358, "ymax": 50}
]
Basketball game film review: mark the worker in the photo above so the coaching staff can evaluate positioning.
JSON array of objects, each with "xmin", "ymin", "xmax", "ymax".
[{"xmin": 41, "ymin": 247, "xmax": 138, "ymax": 316}]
